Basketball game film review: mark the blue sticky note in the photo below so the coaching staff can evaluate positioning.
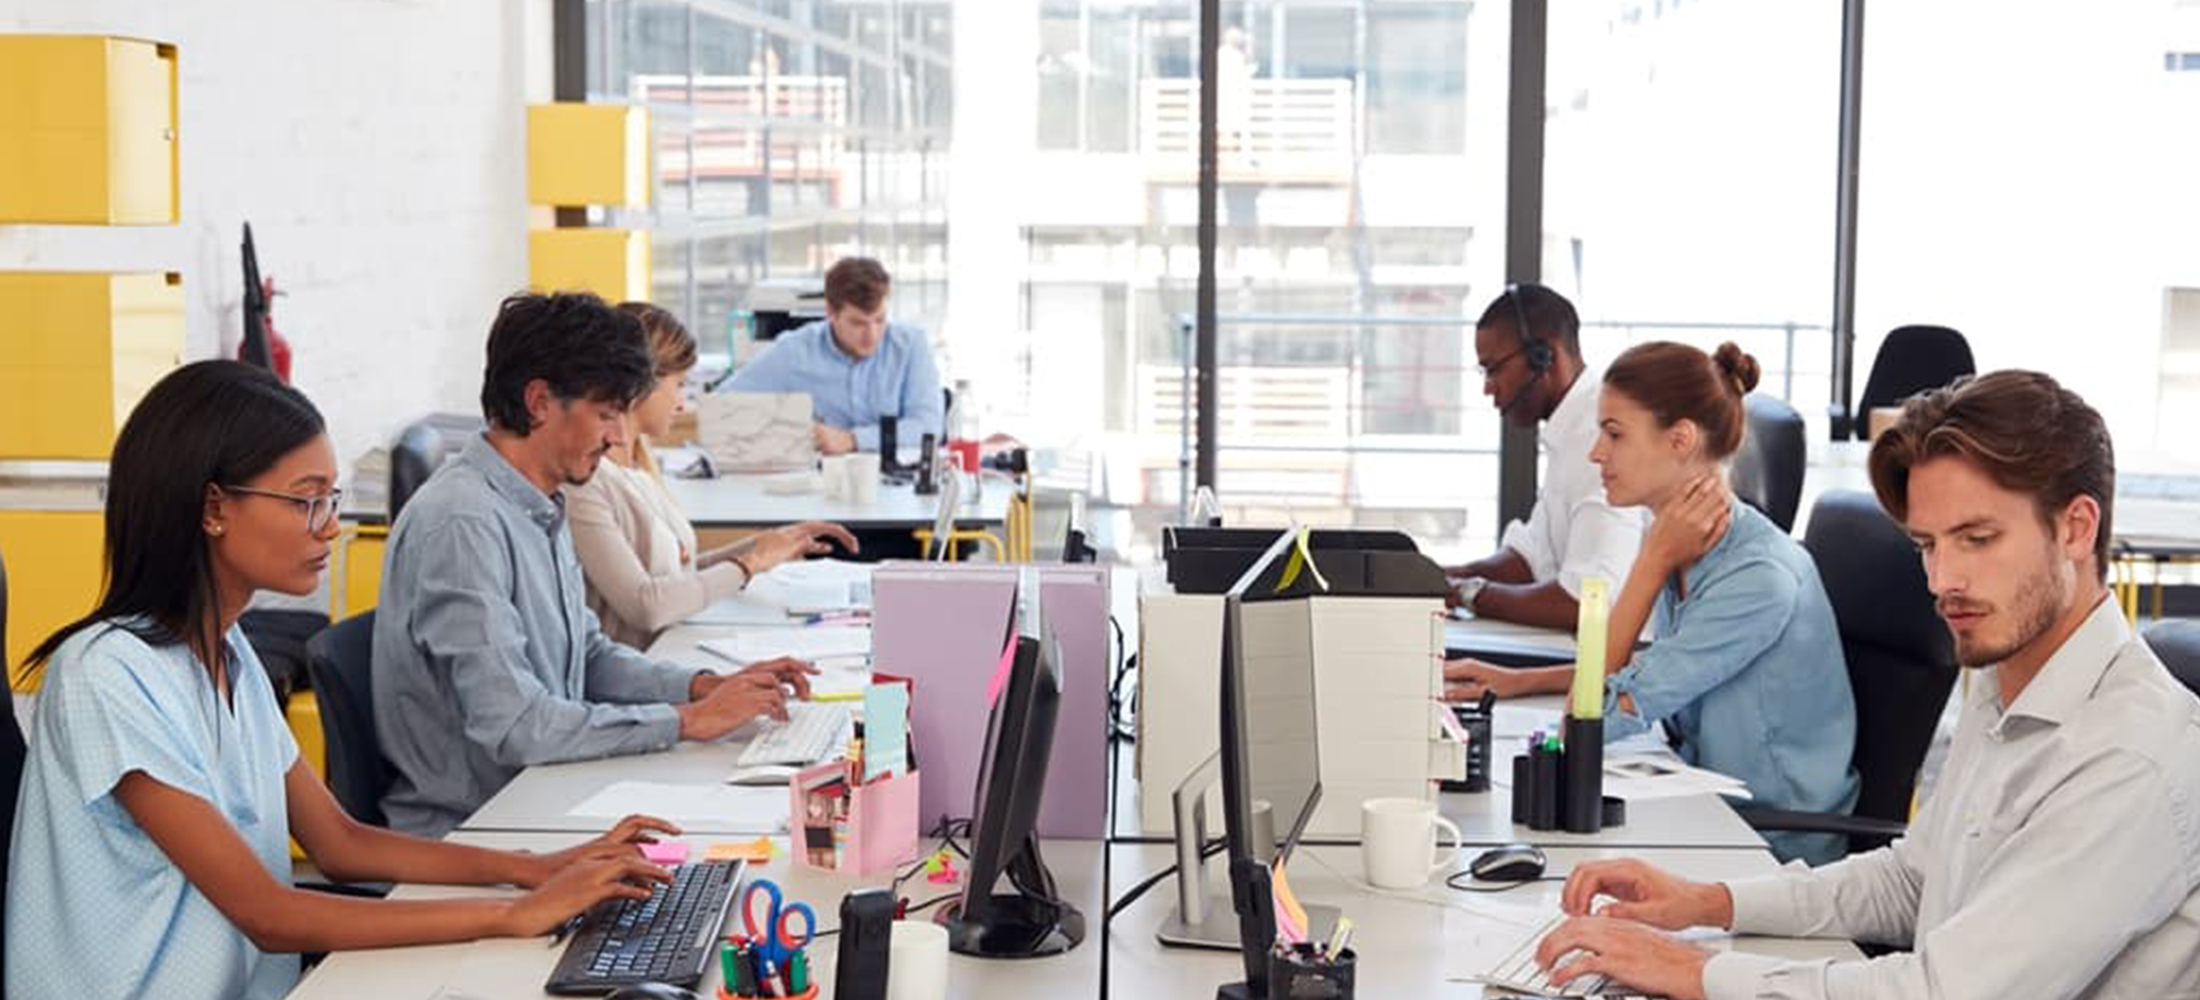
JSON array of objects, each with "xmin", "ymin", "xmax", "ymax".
[{"xmin": 863, "ymin": 682, "xmax": 910, "ymax": 782}]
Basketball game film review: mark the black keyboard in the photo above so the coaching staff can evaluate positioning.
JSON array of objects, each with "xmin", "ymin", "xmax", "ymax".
[{"xmin": 545, "ymin": 859, "xmax": 745, "ymax": 995}]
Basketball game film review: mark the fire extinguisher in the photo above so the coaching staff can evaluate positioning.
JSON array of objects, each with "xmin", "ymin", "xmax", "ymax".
[{"xmin": 239, "ymin": 222, "xmax": 294, "ymax": 383}]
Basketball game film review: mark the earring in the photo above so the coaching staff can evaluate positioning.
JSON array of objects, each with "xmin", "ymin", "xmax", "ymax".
[{"xmin": 209, "ymin": 525, "xmax": 225, "ymax": 536}]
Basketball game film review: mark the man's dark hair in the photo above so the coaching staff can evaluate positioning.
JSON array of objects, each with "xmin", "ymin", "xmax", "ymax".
[
  {"xmin": 824, "ymin": 257, "xmax": 892, "ymax": 312},
  {"xmin": 1475, "ymin": 282, "xmax": 1582, "ymax": 361},
  {"xmin": 479, "ymin": 291, "xmax": 656, "ymax": 435},
  {"xmin": 1868, "ymin": 369, "xmax": 2116, "ymax": 581}
]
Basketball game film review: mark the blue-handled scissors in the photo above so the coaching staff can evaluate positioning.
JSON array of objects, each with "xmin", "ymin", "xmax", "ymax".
[{"xmin": 740, "ymin": 878, "xmax": 817, "ymax": 967}]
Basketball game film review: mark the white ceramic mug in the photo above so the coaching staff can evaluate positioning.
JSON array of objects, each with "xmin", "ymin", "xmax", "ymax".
[
  {"xmin": 845, "ymin": 451, "xmax": 881, "ymax": 503},
  {"xmin": 1360, "ymin": 796, "xmax": 1463, "ymax": 890},
  {"xmin": 885, "ymin": 920, "xmax": 949, "ymax": 1000}
]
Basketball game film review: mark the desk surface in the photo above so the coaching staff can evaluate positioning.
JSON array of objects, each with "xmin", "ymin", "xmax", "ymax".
[
  {"xmin": 285, "ymin": 831, "xmax": 1104, "ymax": 1000},
  {"xmin": 1107, "ymin": 842, "xmax": 1859, "ymax": 999},
  {"xmin": 663, "ymin": 472, "xmax": 1012, "ymax": 529}
]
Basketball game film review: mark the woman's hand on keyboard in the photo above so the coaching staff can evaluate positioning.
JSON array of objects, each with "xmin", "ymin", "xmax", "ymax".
[
  {"xmin": 679, "ymin": 674, "xmax": 791, "ymax": 741},
  {"xmin": 517, "ymin": 815, "xmax": 687, "ymax": 885},
  {"xmin": 1536, "ymin": 916, "xmax": 1712, "ymax": 1000},
  {"xmin": 499, "ymin": 856, "xmax": 670, "ymax": 937},
  {"xmin": 1561, "ymin": 858, "xmax": 1734, "ymax": 930}
]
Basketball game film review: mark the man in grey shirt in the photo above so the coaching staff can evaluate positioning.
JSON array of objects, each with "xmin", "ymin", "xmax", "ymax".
[
  {"xmin": 1528, "ymin": 370, "xmax": 2200, "ymax": 1000},
  {"xmin": 374, "ymin": 292, "xmax": 810, "ymax": 837}
]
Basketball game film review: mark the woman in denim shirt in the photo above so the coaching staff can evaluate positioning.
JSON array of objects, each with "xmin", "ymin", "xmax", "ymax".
[{"xmin": 1450, "ymin": 341, "xmax": 1859, "ymax": 863}]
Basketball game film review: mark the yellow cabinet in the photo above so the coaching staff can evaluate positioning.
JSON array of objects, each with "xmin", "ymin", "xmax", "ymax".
[
  {"xmin": 0, "ymin": 510, "xmax": 105, "ymax": 687},
  {"xmin": 528, "ymin": 103, "xmax": 650, "ymax": 209},
  {"xmin": 337, "ymin": 526, "xmax": 387, "ymax": 618},
  {"xmin": 0, "ymin": 272, "xmax": 185, "ymax": 459},
  {"xmin": 528, "ymin": 228, "xmax": 651, "ymax": 303},
  {"xmin": 0, "ymin": 35, "xmax": 178, "ymax": 225}
]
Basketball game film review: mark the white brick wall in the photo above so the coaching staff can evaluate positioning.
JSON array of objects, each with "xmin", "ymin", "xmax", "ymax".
[{"xmin": 0, "ymin": 0, "xmax": 552, "ymax": 471}]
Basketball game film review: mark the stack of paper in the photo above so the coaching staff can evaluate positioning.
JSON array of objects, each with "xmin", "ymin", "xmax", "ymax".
[
  {"xmin": 700, "ymin": 625, "xmax": 872, "ymax": 664},
  {"xmin": 566, "ymin": 780, "xmax": 789, "ymax": 831},
  {"xmin": 1601, "ymin": 753, "xmax": 1752, "ymax": 801}
]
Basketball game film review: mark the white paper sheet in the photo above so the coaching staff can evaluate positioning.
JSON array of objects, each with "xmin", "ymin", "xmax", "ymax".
[
  {"xmin": 1601, "ymin": 753, "xmax": 1752, "ymax": 801},
  {"xmin": 700, "ymin": 625, "xmax": 872, "ymax": 664},
  {"xmin": 565, "ymin": 780, "xmax": 788, "ymax": 831}
]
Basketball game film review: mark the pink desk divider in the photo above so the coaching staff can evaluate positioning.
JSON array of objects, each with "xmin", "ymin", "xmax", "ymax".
[{"xmin": 788, "ymin": 760, "xmax": 920, "ymax": 878}]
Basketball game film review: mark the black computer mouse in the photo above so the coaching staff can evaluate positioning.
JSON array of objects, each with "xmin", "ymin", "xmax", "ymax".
[
  {"xmin": 1468, "ymin": 842, "xmax": 1548, "ymax": 882},
  {"xmin": 605, "ymin": 984, "xmax": 700, "ymax": 1000}
]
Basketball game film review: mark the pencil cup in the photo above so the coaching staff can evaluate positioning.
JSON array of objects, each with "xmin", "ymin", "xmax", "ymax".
[
  {"xmin": 720, "ymin": 984, "xmax": 819, "ymax": 1000},
  {"xmin": 1268, "ymin": 943, "xmax": 1357, "ymax": 1000},
  {"xmin": 885, "ymin": 921, "xmax": 950, "ymax": 1000}
]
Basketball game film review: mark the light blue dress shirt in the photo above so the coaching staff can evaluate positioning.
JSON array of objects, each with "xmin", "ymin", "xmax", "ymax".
[
  {"xmin": 1603, "ymin": 499, "xmax": 1860, "ymax": 864},
  {"xmin": 724, "ymin": 318, "xmax": 943, "ymax": 452},
  {"xmin": 6, "ymin": 621, "xmax": 301, "ymax": 1000},
  {"xmin": 374, "ymin": 434, "xmax": 701, "ymax": 838}
]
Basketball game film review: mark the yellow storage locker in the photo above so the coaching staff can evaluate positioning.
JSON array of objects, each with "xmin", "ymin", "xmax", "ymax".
[
  {"xmin": 337, "ymin": 526, "xmax": 387, "ymax": 617},
  {"xmin": 0, "ymin": 35, "xmax": 178, "ymax": 225},
  {"xmin": 528, "ymin": 228, "xmax": 651, "ymax": 302},
  {"xmin": 528, "ymin": 103, "xmax": 650, "ymax": 209},
  {"xmin": 0, "ymin": 509, "xmax": 105, "ymax": 687},
  {"xmin": 0, "ymin": 272, "xmax": 185, "ymax": 459}
]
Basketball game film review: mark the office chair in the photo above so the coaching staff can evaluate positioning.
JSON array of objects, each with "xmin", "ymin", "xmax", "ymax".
[
  {"xmin": 1735, "ymin": 490, "xmax": 1958, "ymax": 855},
  {"xmin": 388, "ymin": 413, "xmax": 484, "ymax": 523},
  {"xmin": 1729, "ymin": 393, "xmax": 1807, "ymax": 532},
  {"xmin": 1850, "ymin": 326, "xmax": 1975, "ymax": 440},
  {"xmin": 0, "ymin": 545, "xmax": 23, "ymax": 996},
  {"xmin": 305, "ymin": 612, "xmax": 393, "ymax": 827},
  {"xmin": 2144, "ymin": 620, "xmax": 2200, "ymax": 699}
]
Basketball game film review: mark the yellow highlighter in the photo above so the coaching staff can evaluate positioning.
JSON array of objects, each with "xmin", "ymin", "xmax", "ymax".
[{"xmin": 1572, "ymin": 577, "xmax": 1610, "ymax": 719}]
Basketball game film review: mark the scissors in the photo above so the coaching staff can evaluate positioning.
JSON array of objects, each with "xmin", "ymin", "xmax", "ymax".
[{"xmin": 740, "ymin": 878, "xmax": 817, "ymax": 967}]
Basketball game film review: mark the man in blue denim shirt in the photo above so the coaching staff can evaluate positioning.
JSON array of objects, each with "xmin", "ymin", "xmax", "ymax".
[
  {"xmin": 726, "ymin": 257, "xmax": 942, "ymax": 456},
  {"xmin": 374, "ymin": 293, "xmax": 813, "ymax": 837}
]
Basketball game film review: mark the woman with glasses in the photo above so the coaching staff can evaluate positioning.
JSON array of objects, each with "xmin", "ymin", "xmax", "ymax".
[
  {"xmin": 7, "ymin": 361, "xmax": 679, "ymax": 1000},
  {"xmin": 565, "ymin": 302, "xmax": 857, "ymax": 649}
]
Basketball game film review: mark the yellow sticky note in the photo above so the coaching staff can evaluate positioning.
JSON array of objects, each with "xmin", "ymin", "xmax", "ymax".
[
  {"xmin": 704, "ymin": 837, "xmax": 777, "ymax": 863},
  {"xmin": 1572, "ymin": 577, "xmax": 1610, "ymax": 719}
]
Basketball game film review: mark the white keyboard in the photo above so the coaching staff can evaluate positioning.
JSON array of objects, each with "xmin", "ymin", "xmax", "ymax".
[
  {"xmin": 1475, "ymin": 912, "xmax": 1660, "ymax": 999},
  {"xmin": 734, "ymin": 702, "xmax": 853, "ymax": 767}
]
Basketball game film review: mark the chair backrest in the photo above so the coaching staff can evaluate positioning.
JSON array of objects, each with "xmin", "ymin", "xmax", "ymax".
[
  {"xmin": 1801, "ymin": 490, "xmax": 1958, "ymax": 838},
  {"xmin": 1729, "ymin": 393, "xmax": 1807, "ymax": 532},
  {"xmin": 304, "ymin": 611, "xmax": 391, "ymax": 826},
  {"xmin": 1853, "ymin": 325, "xmax": 1975, "ymax": 439},
  {"xmin": 388, "ymin": 413, "xmax": 484, "ymax": 523},
  {"xmin": 2145, "ymin": 620, "xmax": 2200, "ymax": 698}
]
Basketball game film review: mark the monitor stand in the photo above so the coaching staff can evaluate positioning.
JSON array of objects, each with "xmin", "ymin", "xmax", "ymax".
[
  {"xmin": 1159, "ymin": 754, "xmax": 1335, "ymax": 951},
  {"xmin": 938, "ymin": 837, "xmax": 1087, "ymax": 958}
]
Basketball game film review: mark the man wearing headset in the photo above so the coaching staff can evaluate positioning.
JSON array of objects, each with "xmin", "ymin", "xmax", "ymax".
[{"xmin": 1445, "ymin": 283, "xmax": 1646, "ymax": 633}]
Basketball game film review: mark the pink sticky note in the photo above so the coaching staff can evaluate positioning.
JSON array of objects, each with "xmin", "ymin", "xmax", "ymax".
[
  {"xmin": 984, "ymin": 637, "xmax": 1017, "ymax": 708},
  {"xmin": 641, "ymin": 840, "xmax": 690, "ymax": 865}
]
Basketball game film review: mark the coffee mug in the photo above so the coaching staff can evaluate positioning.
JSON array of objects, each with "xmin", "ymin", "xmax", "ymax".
[
  {"xmin": 1360, "ymin": 797, "xmax": 1462, "ymax": 890},
  {"xmin": 821, "ymin": 454, "xmax": 855, "ymax": 501},
  {"xmin": 885, "ymin": 920, "xmax": 949, "ymax": 1000},
  {"xmin": 845, "ymin": 451, "xmax": 881, "ymax": 503}
]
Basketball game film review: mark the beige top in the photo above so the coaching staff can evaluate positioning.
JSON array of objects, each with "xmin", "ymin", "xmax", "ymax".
[{"xmin": 564, "ymin": 458, "xmax": 749, "ymax": 649}]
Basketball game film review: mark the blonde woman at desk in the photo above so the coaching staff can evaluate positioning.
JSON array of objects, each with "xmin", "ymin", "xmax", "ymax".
[
  {"xmin": 566, "ymin": 302, "xmax": 859, "ymax": 649},
  {"xmin": 6, "ymin": 362, "xmax": 677, "ymax": 1000},
  {"xmin": 1445, "ymin": 342, "xmax": 1858, "ymax": 864}
]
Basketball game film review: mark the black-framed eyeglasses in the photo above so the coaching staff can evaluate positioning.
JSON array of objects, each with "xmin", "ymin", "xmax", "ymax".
[
  {"xmin": 1478, "ymin": 347, "xmax": 1527, "ymax": 380},
  {"xmin": 221, "ymin": 485, "xmax": 344, "ymax": 535}
]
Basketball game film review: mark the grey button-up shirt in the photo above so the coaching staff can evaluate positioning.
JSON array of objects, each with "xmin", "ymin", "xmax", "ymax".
[
  {"xmin": 372, "ymin": 434, "xmax": 698, "ymax": 837},
  {"xmin": 1704, "ymin": 596, "xmax": 2200, "ymax": 1000}
]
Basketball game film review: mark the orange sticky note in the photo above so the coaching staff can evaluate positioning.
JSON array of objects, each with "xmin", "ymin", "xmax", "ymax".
[{"xmin": 704, "ymin": 837, "xmax": 777, "ymax": 863}]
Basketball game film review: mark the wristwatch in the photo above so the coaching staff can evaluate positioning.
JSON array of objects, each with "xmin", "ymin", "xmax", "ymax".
[{"xmin": 1454, "ymin": 575, "xmax": 1490, "ymax": 612}]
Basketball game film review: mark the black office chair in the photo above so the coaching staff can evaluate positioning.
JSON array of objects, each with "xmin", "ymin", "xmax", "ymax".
[
  {"xmin": 1850, "ymin": 325, "xmax": 1975, "ymax": 440},
  {"xmin": 1736, "ymin": 490, "xmax": 1958, "ymax": 855},
  {"xmin": 305, "ymin": 612, "xmax": 393, "ymax": 827},
  {"xmin": 0, "ymin": 545, "xmax": 23, "ymax": 997},
  {"xmin": 389, "ymin": 413, "xmax": 484, "ymax": 524},
  {"xmin": 2145, "ymin": 620, "xmax": 2200, "ymax": 698},
  {"xmin": 1729, "ymin": 393, "xmax": 1807, "ymax": 532}
]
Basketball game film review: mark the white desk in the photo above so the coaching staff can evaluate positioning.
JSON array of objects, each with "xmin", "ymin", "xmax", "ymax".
[
  {"xmin": 1106, "ymin": 843, "xmax": 1860, "ymax": 999},
  {"xmin": 664, "ymin": 473, "xmax": 1013, "ymax": 530},
  {"xmin": 285, "ymin": 831, "xmax": 1104, "ymax": 1000}
]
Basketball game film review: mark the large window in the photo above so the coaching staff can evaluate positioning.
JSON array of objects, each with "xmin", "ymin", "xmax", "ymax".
[{"xmin": 581, "ymin": 0, "xmax": 951, "ymax": 354}]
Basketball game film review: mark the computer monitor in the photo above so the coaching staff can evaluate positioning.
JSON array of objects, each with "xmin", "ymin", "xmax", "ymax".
[
  {"xmin": 934, "ymin": 585, "xmax": 1086, "ymax": 958},
  {"xmin": 1216, "ymin": 528, "xmax": 1325, "ymax": 1000}
]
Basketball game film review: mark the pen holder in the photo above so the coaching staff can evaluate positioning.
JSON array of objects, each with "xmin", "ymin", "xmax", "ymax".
[
  {"xmin": 1561, "ymin": 716, "xmax": 1604, "ymax": 833},
  {"xmin": 791, "ymin": 762, "xmax": 921, "ymax": 877},
  {"xmin": 1437, "ymin": 703, "xmax": 1493, "ymax": 794},
  {"xmin": 1268, "ymin": 944, "xmax": 1357, "ymax": 1000},
  {"xmin": 721, "ymin": 984, "xmax": 821, "ymax": 1000}
]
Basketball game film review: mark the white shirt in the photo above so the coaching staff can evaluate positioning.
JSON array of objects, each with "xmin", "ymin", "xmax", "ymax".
[
  {"xmin": 1498, "ymin": 367, "xmax": 1646, "ymax": 597},
  {"xmin": 1704, "ymin": 596, "xmax": 2200, "ymax": 1000}
]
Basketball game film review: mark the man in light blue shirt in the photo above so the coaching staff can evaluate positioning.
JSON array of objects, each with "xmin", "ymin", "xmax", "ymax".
[
  {"xmin": 726, "ymin": 257, "xmax": 942, "ymax": 455},
  {"xmin": 375, "ymin": 292, "xmax": 810, "ymax": 837}
]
